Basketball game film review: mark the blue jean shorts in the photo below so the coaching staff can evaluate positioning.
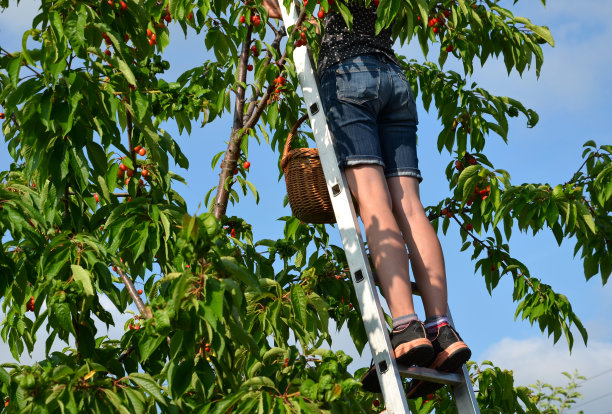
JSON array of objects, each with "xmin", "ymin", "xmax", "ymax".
[{"xmin": 319, "ymin": 54, "xmax": 422, "ymax": 181}]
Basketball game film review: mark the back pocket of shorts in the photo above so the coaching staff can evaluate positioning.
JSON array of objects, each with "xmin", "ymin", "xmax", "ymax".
[{"xmin": 335, "ymin": 68, "xmax": 379, "ymax": 105}]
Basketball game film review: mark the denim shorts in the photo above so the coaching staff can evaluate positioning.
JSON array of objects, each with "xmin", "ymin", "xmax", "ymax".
[{"xmin": 319, "ymin": 54, "xmax": 422, "ymax": 181}]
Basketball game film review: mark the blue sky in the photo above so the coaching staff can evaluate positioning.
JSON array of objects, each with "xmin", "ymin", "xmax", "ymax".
[{"xmin": 1, "ymin": 1, "xmax": 611, "ymax": 412}]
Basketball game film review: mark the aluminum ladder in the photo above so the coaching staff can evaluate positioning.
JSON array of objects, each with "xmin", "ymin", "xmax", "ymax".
[{"xmin": 278, "ymin": 3, "xmax": 480, "ymax": 413}]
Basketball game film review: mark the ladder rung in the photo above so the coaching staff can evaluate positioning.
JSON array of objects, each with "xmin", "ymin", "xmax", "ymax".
[{"xmin": 398, "ymin": 366, "xmax": 463, "ymax": 385}]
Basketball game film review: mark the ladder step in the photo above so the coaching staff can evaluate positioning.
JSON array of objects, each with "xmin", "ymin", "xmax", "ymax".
[{"xmin": 398, "ymin": 366, "xmax": 463, "ymax": 385}]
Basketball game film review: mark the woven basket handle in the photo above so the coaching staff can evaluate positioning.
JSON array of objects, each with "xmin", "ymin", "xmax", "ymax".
[{"xmin": 281, "ymin": 113, "xmax": 310, "ymax": 172}]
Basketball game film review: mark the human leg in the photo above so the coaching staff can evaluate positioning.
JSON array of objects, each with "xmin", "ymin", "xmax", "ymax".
[
  {"xmin": 344, "ymin": 164, "xmax": 417, "ymax": 318},
  {"xmin": 385, "ymin": 176, "xmax": 448, "ymax": 318},
  {"xmin": 347, "ymin": 164, "xmax": 434, "ymax": 393}
]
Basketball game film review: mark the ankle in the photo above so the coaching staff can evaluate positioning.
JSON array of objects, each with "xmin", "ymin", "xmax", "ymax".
[
  {"xmin": 392, "ymin": 313, "xmax": 418, "ymax": 332},
  {"xmin": 424, "ymin": 315, "xmax": 449, "ymax": 339}
]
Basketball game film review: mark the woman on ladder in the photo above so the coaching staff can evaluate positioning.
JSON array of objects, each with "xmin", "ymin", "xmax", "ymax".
[{"xmin": 264, "ymin": 0, "xmax": 471, "ymax": 398}]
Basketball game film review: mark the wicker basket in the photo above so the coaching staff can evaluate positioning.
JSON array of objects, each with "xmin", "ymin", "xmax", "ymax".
[{"xmin": 281, "ymin": 114, "xmax": 336, "ymax": 224}]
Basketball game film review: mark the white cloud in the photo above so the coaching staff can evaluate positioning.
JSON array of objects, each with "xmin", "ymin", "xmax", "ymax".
[{"xmin": 480, "ymin": 336, "xmax": 612, "ymax": 413}]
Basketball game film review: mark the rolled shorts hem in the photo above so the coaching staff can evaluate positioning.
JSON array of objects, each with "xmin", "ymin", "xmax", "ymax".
[
  {"xmin": 340, "ymin": 157, "xmax": 385, "ymax": 168},
  {"xmin": 385, "ymin": 169, "xmax": 423, "ymax": 182}
]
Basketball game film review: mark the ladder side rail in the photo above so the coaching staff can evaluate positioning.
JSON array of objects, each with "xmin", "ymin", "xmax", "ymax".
[{"xmin": 446, "ymin": 308, "xmax": 481, "ymax": 414}]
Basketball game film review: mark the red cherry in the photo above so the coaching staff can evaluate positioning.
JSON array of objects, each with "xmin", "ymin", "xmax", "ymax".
[
  {"xmin": 247, "ymin": 64, "xmax": 253, "ymax": 71},
  {"xmin": 164, "ymin": 13, "xmax": 172, "ymax": 23},
  {"xmin": 137, "ymin": 289, "xmax": 143, "ymax": 295},
  {"xmin": 0, "ymin": 113, "xmax": 5, "ymax": 119},
  {"xmin": 107, "ymin": 0, "xmax": 114, "ymax": 6},
  {"xmin": 127, "ymin": 169, "xmax": 134, "ymax": 177},
  {"xmin": 146, "ymin": 28, "xmax": 153, "ymax": 37},
  {"xmin": 455, "ymin": 160, "xmax": 463, "ymax": 171},
  {"xmin": 317, "ymin": 9, "xmax": 325, "ymax": 18},
  {"xmin": 150, "ymin": 33, "xmax": 156, "ymax": 41},
  {"xmin": 491, "ymin": 265, "xmax": 496, "ymax": 271},
  {"xmin": 104, "ymin": 49, "xmax": 111, "ymax": 57},
  {"xmin": 243, "ymin": 161, "xmax": 251, "ymax": 169},
  {"xmin": 446, "ymin": 44, "xmax": 454, "ymax": 53},
  {"xmin": 124, "ymin": 33, "xmax": 130, "ymax": 42},
  {"xmin": 138, "ymin": 179, "xmax": 144, "ymax": 186},
  {"xmin": 300, "ymin": 31, "xmax": 306, "ymax": 40},
  {"xmin": 188, "ymin": 11, "xmax": 194, "ymax": 20},
  {"xmin": 428, "ymin": 18, "xmax": 438, "ymax": 27},
  {"xmin": 374, "ymin": 0, "xmax": 379, "ymax": 6},
  {"xmin": 446, "ymin": 211, "xmax": 453, "ymax": 218},
  {"xmin": 94, "ymin": 193, "xmax": 99, "ymax": 203},
  {"xmin": 444, "ymin": 9, "xmax": 451, "ymax": 17},
  {"xmin": 373, "ymin": 399, "xmax": 380, "ymax": 407},
  {"xmin": 141, "ymin": 169, "xmax": 149, "ymax": 178},
  {"xmin": 230, "ymin": 228, "xmax": 236, "ymax": 238},
  {"xmin": 138, "ymin": 147, "xmax": 146, "ymax": 156},
  {"xmin": 149, "ymin": 38, "xmax": 156, "ymax": 46},
  {"xmin": 433, "ymin": 26, "xmax": 440, "ymax": 34},
  {"xmin": 441, "ymin": 208, "xmax": 448, "ymax": 215},
  {"xmin": 469, "ymin": 158, "xmax": 477, "ymax": 165},
  {"xmin": 240, "ymin": 15, "xmax": 246, "ymax": 24},
  {"xmin": 120, "ymin": 1, "xmax": 127, "ymax": 10},
  {"xmin": 117, "ymin": 169, "xmax": 125, "ymax": 178},
  {"xmin": 119, "ymin": 163, "xmax": 127, "ymax": 171},
  {"xmin": 465, "ymin": 223, "xmax": 473, "ymax": 231}
]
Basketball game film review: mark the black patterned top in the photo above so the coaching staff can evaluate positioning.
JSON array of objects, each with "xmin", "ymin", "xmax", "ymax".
[{"xmin": 317, "ymin": 1, "xmax": 399, "ymax": 74}]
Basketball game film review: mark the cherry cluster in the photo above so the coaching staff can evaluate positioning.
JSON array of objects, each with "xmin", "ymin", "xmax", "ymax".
[
  {"xmin": 116, "ymin": 145, "xmax": 151, "ymax": 189},
  {"xmin": 454, "ymin": 153, "xmax": 478, "ymax": 171},
  {"xmin": 26, "ymin": 296, "xmax": 35, "ymax": 312}
]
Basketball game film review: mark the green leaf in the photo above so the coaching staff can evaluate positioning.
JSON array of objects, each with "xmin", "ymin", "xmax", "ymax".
[
  {"xmin": 291, "ymin": 284, "xmax": 307, "ymax": 327},
  {"xmin": 102, "ymin": 389, "xmax": 131, "ymax": 414},
  {"xmin": 211, "ymin": 391, "xmax": 247, "ymax": 414},
  {"xmin": 71, "ymin": 264, "xmax": 94, "ymax": 297},
  {"xmin": 116, "ymin": 58, "xmax": 136, "ymax": 86},
  {"xmin": 0, "ymin": 366, "xmax": 10, "ymax": 385},
  {"xmin": 124, "ymin": 388, "xmax": 145, "ymax": 414},
  {"xmin": 53, "ymin": 302, "xmax": 75, "ymax": 335},
  {"xmin": 129, "ymin": 373, "xmax": 167, "ymax": 406},
  {"xmin": 168, "ymin": 359, "xmax": 194, "ymax": 399},
  {"xmin": 242, "ymin": 376, "xmax": 277, "ymax": 391},
  {"xmin": 525, "ymin": 23, "xmax": 554, "ymax": 46},
  {"xmin": 220, "ymin": 257, "xmax": 261, "ymax": 292},
  {"xmin": 138, "ymin": 333, "xmax": 165, "ymax": 362}
]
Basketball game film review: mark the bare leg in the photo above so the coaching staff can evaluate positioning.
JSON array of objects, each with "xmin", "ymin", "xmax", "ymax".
[
  {"xmin": 386, "ymin": 176, "xmax": 447, "ymax": 318},
  {"xmin": 344, "ymin": 164, "xmax": 416, "ymax": 318}
]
